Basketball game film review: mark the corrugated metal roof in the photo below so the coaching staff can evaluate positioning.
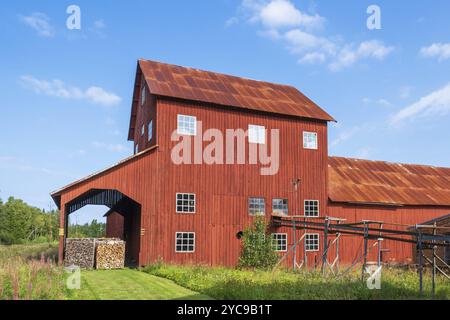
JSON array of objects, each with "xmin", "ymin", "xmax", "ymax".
[
  {"xmin": 329, "ymin": 157, "xmax": 450, "ymax": 206},
  {"xmin": 138, "ymin": 59, "xmax": 335, "ymax": 121}
]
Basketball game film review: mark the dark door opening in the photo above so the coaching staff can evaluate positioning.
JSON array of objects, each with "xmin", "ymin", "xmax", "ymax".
[{"xmin": 65, "ymin": 189, "xmax": 141, "ymax": 267}]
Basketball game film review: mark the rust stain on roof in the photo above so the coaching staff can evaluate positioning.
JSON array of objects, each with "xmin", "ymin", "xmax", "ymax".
[
  {"xmin": 329, "ymin": 157, "xmax": 450, "ymax": 206},
  {"xmin": 138, "ymin": 59, "xmax": 335, "ymax": 122}
]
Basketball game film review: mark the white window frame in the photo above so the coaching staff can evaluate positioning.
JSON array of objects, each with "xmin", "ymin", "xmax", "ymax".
[
  {"xmin": 141, "ymin": 124, "xmax": 145, "ymax": 136},
  {"xmin": 303, "ymin": 131, "xmax": 318, "ymax": 150},
  {"xmin": 176, "ymin": 193, "xmax": 196, "ymax": 214},
  {"xmin": 304, "ymin": 200, "xmax": 320, "ymax": 217},
  {"xmin": 177, "ymin": 114, "xmax": 197, "ymax": 136},
  {"xmin": 271, "ymin": 233, "xmax": 288, "ymax": 252},
  {"xmin": 135, "ymin": 143, "xmax": 139, "ymax": 154},
  {"xmin": 305, "ymin": 233, "xmax": 320, "ymax": 252},
  {"xmin": 248, "ymin": 197, "xmax": 265, "ymax": 216},
  {"xmin": 175, "ymin": 232, "xmax": 195, "ymax": 253},
  {"xmin": 248, "ymin": 125, "xmax": 266, "ymax": 144},
  {"xmin": 272, "ymin": 198, "xmax": 288, "ymax": 216},
  {"xmin": 148, "ymin": 120, "xmax": 153, "ymax": 142}
]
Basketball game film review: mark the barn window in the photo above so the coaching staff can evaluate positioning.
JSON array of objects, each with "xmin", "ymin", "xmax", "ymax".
[
  {"xmin": 148, "ymin": 120, "xmax": 153, "ymax": 142},
  {"xmin": 248, "ymin": 197, "xmax": 265, "ymax": 216},
  {"xmin": 141, "ymin": 83, "xmax": 146, "ymax": 106},
  {"xmin": 304, "ymin": 200, "xmax": 319, "ymax": 217},
  {"xmin": 305, "ymin": 233, "xmax": 320, "ymax": 252},
  {"xmin": 303, "ymin": 131, "xmax": 318, "ymax": 150},
  {"xmin": 271, "ymin": 233, "xmax": 287, "ymax": 252},
  {"xmin": 176, "ymin": 193, "xmax": 196, "ymax": 213},
  {"xmin": 272, "ymin": 199, "xmax": 288, "ymax": 216},
  {"xmin": 141, "ymin": 124, "xmax": 145, "ymax": 136},
  {"xmin": 175, "ymin": 232, "xmax": 195, "ymax": 252},
  {"xmin": 135, "ymin": 143, "xmax": 139, "ymax": 154},
  {"xmin": 248, "ymin": 125, "xmax": 266, "ymax": 144},
  {"xmin": 177, "ymin": 115, "xmax": 197, "ymax": 136}
]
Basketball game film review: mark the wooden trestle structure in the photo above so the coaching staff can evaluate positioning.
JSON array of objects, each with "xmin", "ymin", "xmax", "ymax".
[{"xmin": 272, "ymin": 215, "xmax": 450, "ymax": 295}]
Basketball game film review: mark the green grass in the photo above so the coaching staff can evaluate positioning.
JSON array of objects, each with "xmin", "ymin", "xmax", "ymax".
[
  {"xmin": 142, "ymin": 264, "xmax": 450, "ymax": 300},
  {"xmin": 70, "ymin": 269, "xmax": 211, "ymax": 300},
  {"xmin": 0, "ymin": 243, "xmax": 58, "ymax": 261}
]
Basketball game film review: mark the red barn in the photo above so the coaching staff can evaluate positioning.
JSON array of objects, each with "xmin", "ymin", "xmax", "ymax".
[{"xmin": 51, "ymin": 59, "xmax": 450, "ymax": 267}]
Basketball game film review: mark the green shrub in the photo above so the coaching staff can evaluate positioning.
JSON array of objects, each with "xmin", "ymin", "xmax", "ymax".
[{"xmin": 238, "ymin": 218, "xmax": 279, "ymax": 270}]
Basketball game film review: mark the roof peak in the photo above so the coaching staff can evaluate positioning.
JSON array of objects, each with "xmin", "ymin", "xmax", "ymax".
[
  {"xmin": 138, "ymin": 58, "xmax": 296, "ymax": 89},
  {"xmin": 133, "ymin": 59, "xmax": 335, "ymax": 125},
  {"xmin": 330, "ymin": 156, "xmax": 450, "ymax": 171}
]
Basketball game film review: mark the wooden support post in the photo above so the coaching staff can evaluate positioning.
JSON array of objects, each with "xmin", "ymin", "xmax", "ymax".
[
  {"xmin": 336, "ymin": 221, "xmax": 341, "ymax": 274},
  {"xmin": 418, "ymin": 232, "xmax": 424, "ymax": 295},
  {"xmin": 321, "ymin": 217, "xmax": 329, "ymax": 275},
  {"xmin": 293, "ymin": 221, "xmax": 297, "ymax": 270},
  {"xmin": 362, "ymin": 222, "xmax": 369, "ymax": 282},
  {"xmin": 377, "ymin": 224, "xmax": 383, "ymax": 267},
  {"xmin": 432, "ymin": 222, "xmax": 437, "ymax": 296},
  {"xmin": 303, "ymin": 218, "xmax": 308, "ymax": 269},
  {"xmin": 58, "ymin": 205, "xmax": 66, "ymax": 265}
]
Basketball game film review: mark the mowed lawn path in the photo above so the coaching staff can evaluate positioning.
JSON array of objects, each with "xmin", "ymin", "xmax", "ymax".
[{"xmin": 71, "ymin": 269, "xmax": 211, "ymax": 300}]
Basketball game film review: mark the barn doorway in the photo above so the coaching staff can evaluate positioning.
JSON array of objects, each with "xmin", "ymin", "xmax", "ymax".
[{"xmin": 64, "ymin": 189, "xmax": 141, "ymax": 266}]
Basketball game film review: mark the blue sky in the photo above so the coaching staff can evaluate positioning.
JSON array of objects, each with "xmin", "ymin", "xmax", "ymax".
[{"xmin": 1, "ymin": 1, "xmax": 450, "ymax": 223}]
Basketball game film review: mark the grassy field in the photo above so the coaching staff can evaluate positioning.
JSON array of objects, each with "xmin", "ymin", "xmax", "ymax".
[
  {"xmin": 0, "ymin": 243, "xmax": 210, "ymax": 300},
  {"xmin": 2, "ymin": 243, "xmax": 449, "ymax": 300},
  {"xmin": 0, "ymin": 242, "xmax": 58, "ymax": 261},
  {"xmin": 70, "ymin": 269, "xmax": 210, "ymax": 300},
  {"xmin": 0, "ymin": 243, "xmax": 68, "ymax": 300},
  {"xmin": 143, "ymin": 264, "xmax": 450, "ymax": 300}
]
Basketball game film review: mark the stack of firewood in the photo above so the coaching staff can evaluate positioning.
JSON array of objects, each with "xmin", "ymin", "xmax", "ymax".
[
  {"xmin": 64, "ymin": 238, "xmax": 96, "ymax": 269},
  {"xmin": 95, "ymin": 239, "xmax": 125, "ymax": 270}
]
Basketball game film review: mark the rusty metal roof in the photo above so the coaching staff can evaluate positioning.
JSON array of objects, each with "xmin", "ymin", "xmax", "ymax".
[
  {"xmin": 139, "ymin": 59, "xmax": 334, "ymax": 117},
  {"xmin": 329, "ymin": 157, "xmax": 450, "ymax": 206}
]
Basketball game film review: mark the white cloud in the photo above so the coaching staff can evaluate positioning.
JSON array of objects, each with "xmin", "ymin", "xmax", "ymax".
[
  {"xmin": 420, "ymin": 43, "xmax": 450, "ymax": 62},
  {"xmin": 284, "ymin": 29, "xmax": 336, "ymax": 54},
  {"xmin": 390, "ymin": 83, "xmax": 450, "ymax": 125},
  {"xmin": 329, "ymin": 40, "xmax": 394, "ymax": 72},
  {"xmin": 234, "ymin": 1, "xmax": 394, "ymax": 71},
  {"xmin": 225, "ymin": 17, "xmax": 239, "ymax": 27},
  {"xmin": 85, "ymin": 87, "xmax": 121, "ymax": 106},
  {"xmin": 353, "ymin": 147, "xmax": 372, "ymax": 159},
  {"xmin": 376, "ymin": 99, "xmax": 392, "ymax": 107},
  {"xmin": 91, "ymin": 142, "xmax": 129, "ymax": 153},
  {"xmin": 361, "ymin": 98, "xmax": 392, "ymax": 107},
  {"xmin": 257, "ymin": 0, "xmax": 325, "ymax": 29},
  {"xmin": 330, "ymin": 126, "xmax": 360, "ymax": 148},
  {"xmin": 20, "ymin": 75, "xmax": 121, "ymax": 107},
  {"xmin": 299, "ymin": 52, "xmax": 326, "ymax": 64},
  {"xmin": 19, "ymin": 12, "xmax": 55, "ymax": 37}
]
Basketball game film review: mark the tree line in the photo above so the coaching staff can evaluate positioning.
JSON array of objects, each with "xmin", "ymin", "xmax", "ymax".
[{"xmin": 0, "ymin": 197, "xmax": 105, "ymax": 245}]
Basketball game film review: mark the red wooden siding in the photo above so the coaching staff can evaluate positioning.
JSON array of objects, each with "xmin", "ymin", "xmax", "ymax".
[
  {"xmin": 145, "ymin": 96, "xmax": 329, "ymax": 266},
  {"xmin": 53, "ymin": 60, "xmax": 450, "ymax": 268},
  {"xmin": 328, "ymin": 203, "xmax": 450, "ymax": 264},
  {"xmin": 106, "ymin": 212, "xmax": 124, "ymax": 239}
]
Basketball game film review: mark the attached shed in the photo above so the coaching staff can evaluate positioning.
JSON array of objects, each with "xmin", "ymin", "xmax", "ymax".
[{"xmin": 328, "ymin": 157, "xmax": 450, "ymax": 264}]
